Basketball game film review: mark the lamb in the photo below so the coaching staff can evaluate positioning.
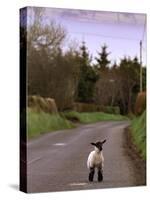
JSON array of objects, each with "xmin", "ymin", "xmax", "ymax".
[{"xmin": 87, "ymin": 139, "xmax": 106, "ymax": 182}]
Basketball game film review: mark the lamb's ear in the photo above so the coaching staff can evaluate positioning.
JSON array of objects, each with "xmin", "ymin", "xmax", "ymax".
[
  {"xmin": 91, "ymin": 142, "xmax": 96, "ymax": 146},
  {"xmin": 102, "ymin": 139, "xmax": 106, "ymax": 144}
]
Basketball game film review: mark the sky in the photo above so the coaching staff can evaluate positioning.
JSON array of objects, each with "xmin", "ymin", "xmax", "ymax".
[{"xmin": 29, "ymin": 7, "xmax": 147, "ymax": 66}]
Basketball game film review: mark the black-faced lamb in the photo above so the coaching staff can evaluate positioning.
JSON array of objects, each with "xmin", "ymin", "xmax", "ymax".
[{"xmin": 87, "ymin": 140, "xmax": 106, "ymax": 182}]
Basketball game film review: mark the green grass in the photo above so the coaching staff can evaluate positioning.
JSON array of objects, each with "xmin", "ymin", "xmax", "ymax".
[
  {"xmin": 131, "ymin": 110, "xmax": 146, "ymax": 160},
  {"xmin": 27, "ymin": 109, "xmax": 129, "ymax": 139},
  {"xmin": 63, "ymin": 111, "xmax": 128, "ymax": 124},
  {"xmin": 27, "ymin": 108, "xmax": 74, "ymax": 138}
]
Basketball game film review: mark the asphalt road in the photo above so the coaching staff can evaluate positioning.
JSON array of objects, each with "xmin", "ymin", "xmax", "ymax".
[{"xmin": 27, "ymin": 121, "xmax": 145, "ymax": 193}]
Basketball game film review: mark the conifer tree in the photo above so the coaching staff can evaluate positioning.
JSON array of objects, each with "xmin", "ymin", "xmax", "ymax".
[
  {"xmin": 77, "ymin": 41, "xmax": 99, "ymax": 102},
  {"xmin": 95, "ymin": 44, "xmax": 110, "ymax": 71}
]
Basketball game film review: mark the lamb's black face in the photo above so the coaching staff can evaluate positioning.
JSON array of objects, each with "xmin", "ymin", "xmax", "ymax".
[{"xmin": 91, "ymin": 140, "xmax": 106, "ymax": 151}]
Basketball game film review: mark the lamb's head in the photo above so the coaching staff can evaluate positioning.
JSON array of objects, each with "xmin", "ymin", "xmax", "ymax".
[{"xmin": 91, "ymin": 140, "xmax": 106, "ymax": 152}]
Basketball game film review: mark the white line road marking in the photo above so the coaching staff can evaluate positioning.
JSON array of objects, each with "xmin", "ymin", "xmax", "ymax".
[
  {"xmin": 53, "ymin": 143, "xmax": 66, "ymax": 146},
  {"xmin": 69, "ymin": 182, "xmax": 87, "ymax": 186}
]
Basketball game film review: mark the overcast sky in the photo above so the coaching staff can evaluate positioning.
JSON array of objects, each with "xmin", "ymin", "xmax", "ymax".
[{"xmin": 30, "ymin": 7, "xmax": 147, "ymax": 66}]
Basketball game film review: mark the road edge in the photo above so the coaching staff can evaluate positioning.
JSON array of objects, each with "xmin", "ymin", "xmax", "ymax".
[{"xmin": 124, "ymin": 126, "xmax": 146, "ymax": 186}]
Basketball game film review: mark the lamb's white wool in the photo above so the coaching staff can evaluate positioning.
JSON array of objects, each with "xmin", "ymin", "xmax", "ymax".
[
  {"xmin": 87, "ymin": 148, "xmax": 104, "ymax": 169},
  {"xmin": 87, "ymin": 140, "xmax": 106, "ymax": 182}
]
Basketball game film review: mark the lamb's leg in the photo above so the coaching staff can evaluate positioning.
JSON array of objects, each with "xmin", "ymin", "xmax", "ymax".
[
  {"xmin": 98, "ymin": 167, "xmax": 103, "ymax": 182},
  {"xmin": 89, "ymin": 167, "xmax": 95, "ymax": 182}
]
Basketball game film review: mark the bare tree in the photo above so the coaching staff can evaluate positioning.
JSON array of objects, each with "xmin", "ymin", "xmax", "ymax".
[{"xmin": 27, "ymin": 7, "xmax": 81, "ymax": 110}]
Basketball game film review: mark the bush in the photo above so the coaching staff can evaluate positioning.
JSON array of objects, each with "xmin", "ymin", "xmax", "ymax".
[
  {"xmin": 104, "ymin": 106, "xmax": 120, "ymax": 115},
  {"xmin": 73, "ymin": 102, "xmax": 96, "ymax": 112},
  {"xmin": 134, "ymin": 92, "xmax": 146, "ymax": 116},
  {"xmin": 28, "ymin": 95, "xmax": 58, "ymax": 113},
  {"xmin": 73, "ymin": 102, "xmax": 120, "ymax": 114}
]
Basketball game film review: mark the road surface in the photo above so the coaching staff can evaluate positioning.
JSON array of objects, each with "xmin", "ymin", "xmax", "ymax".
[{"xmin": 27, "ymin": 121, "xmax": 145, "ymax": 193}]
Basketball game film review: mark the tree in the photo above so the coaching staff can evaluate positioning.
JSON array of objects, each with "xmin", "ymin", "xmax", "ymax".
[
  {"xmin": 95, "ymin": 44, "xmax": 111, "ymax": 71},
  {"xmin": 94, "ymin": 52, "xmax": 142, "ymax": 114},
  {"xmin": 27, "ymin": 7, "xmax": 67, "ymax": 97},
  {"xmin": 94, "ymin": 45, "xmax": 112, "ymax": 105},
  {"xmin": 117, "ymin": 56, "xmax": 141, "ymax": 114},
  {"xmin": 49, "ymin": 48, "xmax": 81, "ymax": 110},
  {"xmin": 77, "ymin": 42, "xmax": 99, "ymax": 103},
  {"xmin": 27, "ymin": 7, "xmax": 82, "ymax": 110}
]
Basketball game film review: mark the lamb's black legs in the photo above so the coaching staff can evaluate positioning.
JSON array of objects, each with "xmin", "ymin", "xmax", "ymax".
[
  {"xmin": 98, "ymin": 169, "xmax": 103, "ymax": 182},
  {"xmin": 88, "ymin": 168, "xmax": 103, "ymax": 182},
  {"xmin": 89, "ymin": 167, "xmax": 95, "ymax": 182}
]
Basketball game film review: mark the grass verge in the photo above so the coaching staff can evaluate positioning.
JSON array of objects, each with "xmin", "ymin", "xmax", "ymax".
[
  {"xmin": 27, "ymin": 109, "xmax": 129, "ymax": 139},
  {"xmin": 130, "ymin": 110, "xmax": 146, "ymax": 160},
  {"xmin": 62, "ymin": 111, "xmax": 128, "ymax": 124},
  {"xmin": 27, "ymin": 108, "xmax": 74, "ymax": 138}
]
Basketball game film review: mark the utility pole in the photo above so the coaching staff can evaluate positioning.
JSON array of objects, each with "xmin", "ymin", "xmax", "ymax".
[{"xmin": 140, "ymin": 40, "xmax": 143, "ymax": 92}]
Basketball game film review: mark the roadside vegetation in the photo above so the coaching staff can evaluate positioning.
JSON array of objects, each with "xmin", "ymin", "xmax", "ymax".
[
  {"xmin": 62, "ymin": 111, "xmax": 128, "ymax": 124},
  {"xmin": 27, "ymin": 107, "xmax": 129, "ymax": 139},
  {"xmin": 130, "ymin": 110, "xmax": 146, "ymax": 160},
  {"xmin": 27, "ymin": 108, "xmax": 74, "ymax": 138}
]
